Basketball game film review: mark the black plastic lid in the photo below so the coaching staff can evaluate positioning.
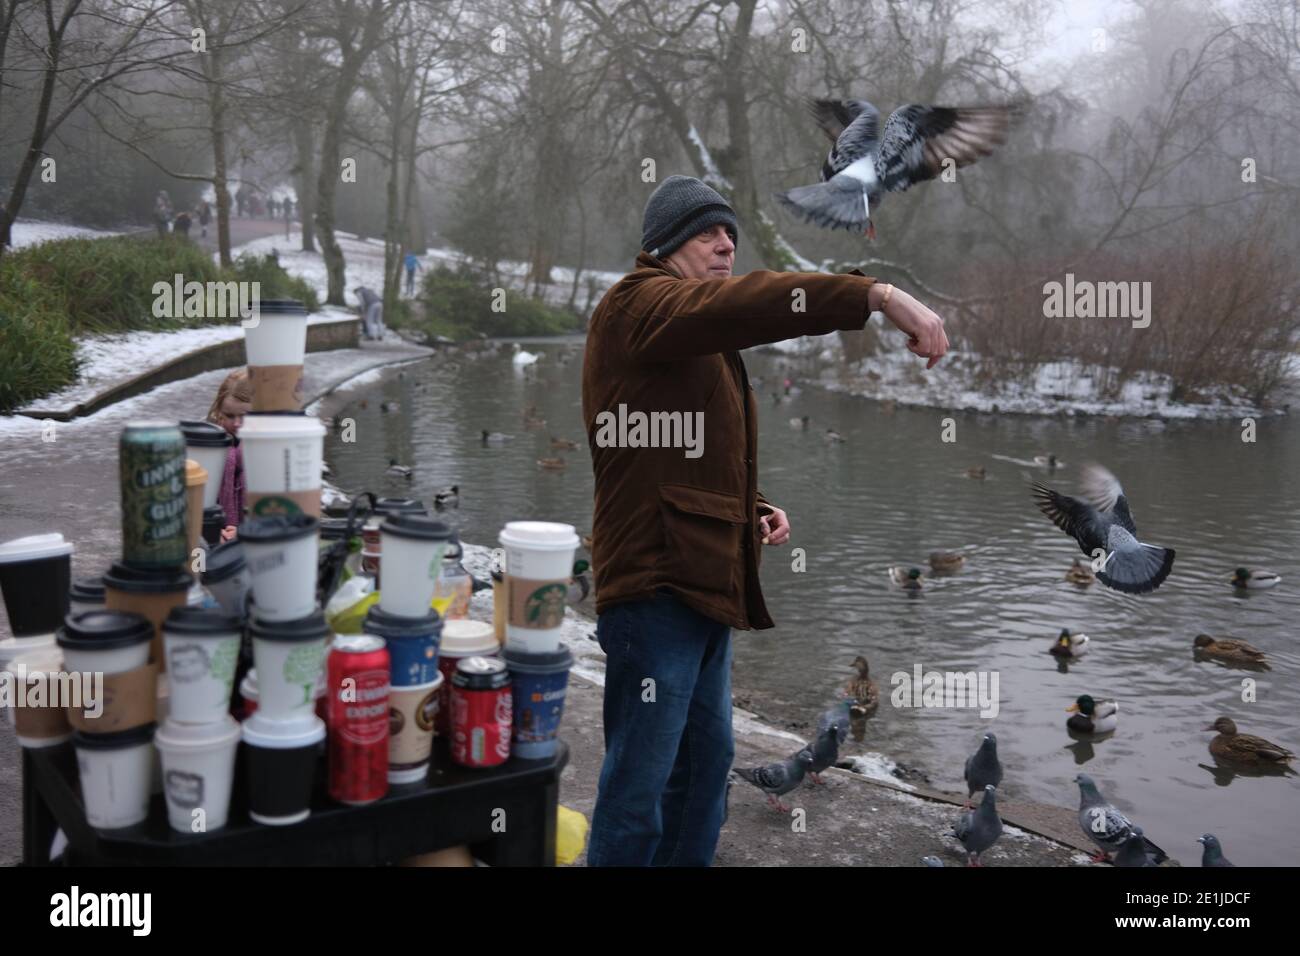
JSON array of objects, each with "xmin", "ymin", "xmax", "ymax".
[
  {"xmin": 179, "ymin": 420, "xmax": 233, "ymax": 448},
  {"xmin": 249, "ymin": 608, "xmax": 329, "ymax": 642},
  {"xmin": 373, "ymin": 497, "xmax": 427, "ymax": 516},
  {"xmin": 504, "ymin": 644, "xmax": 574, "ymax": 670},
  {"xmin": 252, "ymin": 299, "xmax": 307, "ymax": 315},
  {"xmin": 68, "ymin": 576, "xmax": 105, "ymax": 602},
  {"xmin": 57, "ymin": 610, "xmax": 154, "ymax": 650},
  {"xmin": 363, "ymin": 605, "xmax": 441, "ymax": 639},
  {"xmin": 165, "ymin": 605, "xmax": 241, "ymax": 634},
  {"xmin": 103, "ymin": 562, "xmax": 192, "ymax": 593},
  {"xmin": 238, "ymin": 514, "xmax": 318, "ymax": 543},
  {"xmin": 451, "ymin": 656, "xmax": 510, "ymax": 691},
  {"xmin": 203, "ymin": 504, "xmax": 227, "ymax": 520},
  {"xmin": 201, "ymin": 540, "xmax": 246, "ymax": 584},
  {"xmin": 379, "ymin": 514, "xmax": 452, "ymax": 542},
  {"xmin": 73, "ymin": 723, "xmax": 156, "ymax": 750}
]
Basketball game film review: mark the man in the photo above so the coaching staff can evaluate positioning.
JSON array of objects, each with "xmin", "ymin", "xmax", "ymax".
[
  {"xmin": 353, "ymin": 285, "xmax": 385, "ymax": 340},
  {"xmin": 404, "ymin": 251, "xmax": 421, "ymax": 296},
  {"xmin": 581, "ymin": 174, "xmax": 948, "ymax": 866}
]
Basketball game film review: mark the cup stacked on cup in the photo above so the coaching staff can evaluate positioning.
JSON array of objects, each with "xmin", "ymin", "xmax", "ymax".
[{"xmin": 1, "ymin": 536, "xmax": 72, "ymax": 753}]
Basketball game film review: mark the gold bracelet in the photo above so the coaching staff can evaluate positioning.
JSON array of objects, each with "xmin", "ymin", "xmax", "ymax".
[{"xmin": 879, "ymin": 283, "xmax": 894, "ymax": 310}]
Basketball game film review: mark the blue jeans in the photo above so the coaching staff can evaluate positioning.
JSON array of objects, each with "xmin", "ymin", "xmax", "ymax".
[{"xmin": 586, "ymin": 590, "xmax": 734, "ymax": 866}]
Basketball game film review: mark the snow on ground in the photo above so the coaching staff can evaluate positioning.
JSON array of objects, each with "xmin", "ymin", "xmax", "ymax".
[{"xmin": 8, "ymin": 219, "xmax": 122, "ymax": 248}]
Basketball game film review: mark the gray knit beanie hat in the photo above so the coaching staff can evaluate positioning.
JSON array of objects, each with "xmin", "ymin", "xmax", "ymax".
[{"xmin": 641, "ymin": 175, "xmax": 738, "ymax": 259}]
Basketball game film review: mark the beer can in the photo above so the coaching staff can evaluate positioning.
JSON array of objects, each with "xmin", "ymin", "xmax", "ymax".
[
  {"xmin": 119, "ymin": 422, "xmax": 188, "ymax": 569},
  {"xmin": 450, "ymin": 656, "xmax": 512, "ymax": 768},
  {"xmin": 328, "ymin": 635, "xmax": 391, "ymax": 805}
]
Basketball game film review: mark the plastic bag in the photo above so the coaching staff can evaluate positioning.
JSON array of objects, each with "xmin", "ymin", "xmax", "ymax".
[
  {"xmin": 325, "ymin": 575, "xmax": 379, "ymax": 634},
  {"xmin": 555, "ymin": 805, "xmax": 589, "ymax": 865}
]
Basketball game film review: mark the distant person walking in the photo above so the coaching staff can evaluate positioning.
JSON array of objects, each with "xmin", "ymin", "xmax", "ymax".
[
  {"xmin": 154, "ymin": 190, "xmax": 173, "ymax": 237},
  {"xmin": 268, "ymin": 197, "xmax": 280, "ymax": 220},
  {"xmin": 173, "ymin": 210, "xmax": 192, "ymax": 238},
  {"xmin": 403, "ymin": 252, "xmax": 421, "ymax": 296},
  {"xmin": 283, "ymin": 197, "xmax": 293, "ymax": 238},
  {"xmin": 197, "ymin": 200, "xmax": 211, "ymax": 238},
  {"xmin": 354, "ymin": 286, "xmax": 385, "ymax": 341}
]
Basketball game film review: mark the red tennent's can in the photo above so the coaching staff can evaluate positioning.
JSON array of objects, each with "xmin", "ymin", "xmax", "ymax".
[
  {"xmin": 328, "ymin": 635, "xmax": 391, "ymax": 805},
  {"xmin": 450, "ymin": 657, "xmax": 512, "ymax": 768}
]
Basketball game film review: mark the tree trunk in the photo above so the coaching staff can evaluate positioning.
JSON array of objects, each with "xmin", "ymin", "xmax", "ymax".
[
  {"xmin": 0, "ymin": 7, "xmax": 62, "ymax": 254},
  {"xmin": 381, "ymin": 96, "xmax": 402, "ymax": 322},
  {"xmin": 293, "ymin": 116, "xmax": 316, "ymax": 252},
  {"xmin": 206, "ymin": 44, "xmax": 233, "ymax": 267}
]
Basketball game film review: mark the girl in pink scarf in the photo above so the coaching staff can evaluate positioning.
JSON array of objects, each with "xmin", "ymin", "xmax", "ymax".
[{"xmin": 207, "ymin": 369, "xmax": 252, "ymax": 540}]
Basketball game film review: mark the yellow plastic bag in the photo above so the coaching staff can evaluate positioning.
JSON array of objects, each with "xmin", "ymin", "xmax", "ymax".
[
  {"xmin": 556, "ymin": 805, "xmax": 589, "ymax": 866},
  {"xmin": 325, "ymin": 576, "xmax": 380, "ymax": 634}
]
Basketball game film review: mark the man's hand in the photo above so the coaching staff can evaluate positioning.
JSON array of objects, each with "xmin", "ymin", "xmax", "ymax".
[
  {"xmin": 875, "ymin": 285, "xmax": 950, "ymax": 369},
  {"xmin": 758, "ymin": 507, "xmax": 791, "ymax": 546}
]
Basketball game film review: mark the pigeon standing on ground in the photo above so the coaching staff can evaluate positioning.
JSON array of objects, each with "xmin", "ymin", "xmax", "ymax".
[
  {"xmin": 799, "ymin": 722, "xmax": 840, "ymax": 786},
  {"xmin": 733, "ymin": 751, "xmax": 815, "ymax": 813},
  {"xmin": 1198, "ymin": 834, "xmax": 1235, "ymax": 867},
  {"xmin": 775, "ymin": 98, "xmax": 1023, "ymax": 238},
  {"xmin": 1033, "ymin": 463, "xmax": 1175, "ymax": 594},
  {"xmin": 1074, "ymin": 773, "xmax": 1168, "ymax": 864},
  {"xmin": 963, "ymin": 733, "xmax": 1004, "ymax": 807},
  {"xmin": 953, "ymin": 784, "xmax": 1003, "ymax": 866},
  {"xmin": 1113, "ymin": 826, "xmax": 1161, "ymax": 867}
]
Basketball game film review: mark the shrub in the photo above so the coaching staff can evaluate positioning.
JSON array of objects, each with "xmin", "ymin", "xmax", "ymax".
[{"xmin": 413, "ymin": 266, "xmax": 580, "ymax": 340}]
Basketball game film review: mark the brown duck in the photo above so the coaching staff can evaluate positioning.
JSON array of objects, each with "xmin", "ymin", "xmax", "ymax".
[
  {"xmin": 846, "ymin": 655, "xmax": 879, "ymax": 719},
  {"xmin": 550, "ymin": 436, "xmax": 579, "ymax": 450},
  {"xmin": 1193, "ymin": 635, "xmax": 1270, "ymax": 670},
  {"xmin": 537, "ymin": 457, "xmax": 566, "ymax": 470},
  {"xmin": 1206, "ymin": 717, "xmax": 1294, "ymax": 765}
]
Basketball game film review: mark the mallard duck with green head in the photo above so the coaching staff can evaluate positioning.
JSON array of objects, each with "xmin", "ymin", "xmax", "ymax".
[
  {"xmin": 1067, "ymin": 694, "xmax": 1117, "ymax": 734},
  {"xmin": 846, "ymin": 655, "xmax": 879, "ymax": 718},
  {"xmin": 889, "ymin": 566, "xmax": 924, "ymax": 590},
  {"xmin": 1205, "ymin": 717, "xmax": 1294, "ymax": 765},
  {"xmin": 1230, "ymin": 568, "xmax": 1281, "ymax": 590},
  {"xmin": 1050, "ymin": 629, "xmax": 1090, "ymax": 658},
  {"xmin": 1193, "ymin": 635, "xmax": 1270, "ymax": 670}
]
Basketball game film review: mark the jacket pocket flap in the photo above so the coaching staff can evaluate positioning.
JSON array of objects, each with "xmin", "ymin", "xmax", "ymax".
[{"xmin": 659, "ymin": 483, "xmax": 746, "ymax": 524}]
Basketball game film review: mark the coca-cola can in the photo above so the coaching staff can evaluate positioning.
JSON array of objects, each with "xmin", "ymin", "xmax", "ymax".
[
  {"xmin": 328, "ymin": 635, "xmax": 391, "ymax": 804},
  {"xmin": 450, "ymin": 656, "xmax": 512, "ymax": 768}
]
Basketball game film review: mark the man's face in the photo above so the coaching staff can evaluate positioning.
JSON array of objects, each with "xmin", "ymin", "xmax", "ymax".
[{"xmin": 664, "ymin": 224, "xmax": 735, "ymax": 280}]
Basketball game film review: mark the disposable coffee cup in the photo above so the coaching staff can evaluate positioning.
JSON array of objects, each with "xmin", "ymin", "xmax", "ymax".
[
  {"xmin": 102, "ymin": 563, "xmax": 191, "ymax": 666},
  {"xmin": 179, "ymin": 420, "xmax": 232, "ymax": 508},
  {"xmin": 249, "ymin": 609, "xmax": 329, "ymax": 720},
  {"xmin": 378, "ymin": 516, "xmax": 452, "ymax": 617},
  {"xmin": 388, "ymin": 673, "xmax": 442, "ymax": 784},
  {"xmin": 504, "ymin": 644, "xmax": 573, "ymax": 759},
  {"xmin": 155, "ymin": 715, "xmax": 240, "ymax": 833},
  {"xmin": 498, "ymin": 522, "xmax": 578, "ymax": 654},
  {"xmin": 56, "ymin": 610, "xmax": 153, "ymax": 675},
  {"xmin": 243, "ymin": 299, "xmax": 308, "ymax": 412},
  {"xmin": 200, "ymin": 540, "xmax": 251, "ymax": 618},
  {"xmin": 0, "ymin": 533, "xmax": 73, "ymax": 638},
  {"xmin": 162, "ymin": 607, "xmax": 242, "ymax": 724},
  {"xmin": 202, "ymin": 505, "xmax": 226, "ymax": 547},
  {"xmin": 184, "ymin": 460, "xmax": 208, "ymax": 569},
  {"xmin": 239, "ymin": 413, "xmax": 325, "ymax": 518},
  {"xmin": 68, "ymin": 576, "xmax": 106, "ymax": 615},
  {"xmin": 435, "ymin": 619, "xmax": 498, "ymax": 737},
  {"xmin": 364, "ymin": 606, "xmax": 442, "ymax": 686},
  {"xmin": 5, "ymin": 646, "xmax": 73, "ymax": 746},
  {"xmin": 241, "ymin": 713, "xmax": 325, "ymax": 825},
  {"xmin": 239, "ymin": 515, "xmax": 319, "ymax": 621},
  {"xmin": 1, "ymin": 635, "xmax": 56, "ymax": 731},
  {"xmin": 74, "ymin": 723, "xmax": 156, "ymax": 829}
]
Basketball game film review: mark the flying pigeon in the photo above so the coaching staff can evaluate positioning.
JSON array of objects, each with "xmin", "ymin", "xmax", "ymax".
[
  {"xmin": 953, "ymin": 784, "xmax": 1003, "ymax": 866},
  {"xmin": 1197, "ymin": 834, "xmax": 1234, "ymax": 867},
  {"xmin": 733, "ymin": 751, "xmax": 814, "ymax": 813},
  {"xmin": 775, "ymin": 98, "xmax": 1023, "ymax": 238},
  {"xmin": 963, "ymin": 733, "xmax": 1003, "ymax": 807},
  {"xmin": 1113, "ymin": 826, "xmax": 1160, "ymax": 867},
  {"xmin": 1033, "ymin": 463, "xmax": 1175, "ymax": 594},
  {"xmin": 816, "ymin": 701, "xmax": 853, "ymax": 744},
  {"xmin": 798, "ymin": 722, "xmax": 840, "ymax": 786},
  {"xmin": 1074, "ymin": 773, "xmax": 1168, "ymax": 864}
]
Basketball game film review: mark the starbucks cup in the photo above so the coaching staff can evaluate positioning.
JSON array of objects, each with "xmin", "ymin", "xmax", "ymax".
[
  {"xmin": 363, "ymin": 606, "xmax": 442, "ymax": 686},
  {"xmin": 5, "ymin": 646, "xmax": 73, "ymax": 746},
  {"xmin": 378, "ymin": 516, "xmax": 452, "ymax": 616},
  {"xmin": 243, "ymin": 299, "xmax": 309, "ymax": 412},
  {"xmin": 249, "ymin": 609, "xmax": 329, "ymax": 720},
  {"xmin": 241, "ymin": 713, "xmax": 325, "ymax": 825},
  {"xmin": 0, "ymin": 533, "xmax": 73, "ymax": 638},
  {"xmin": 179, "ymin": 420, "xmax": 232, "ymax": 508},
  {"xmin": 498, "ymin": 522, "xmax": 579, "ymax": 654},
  {"xmin": 155, "ymin": 715, "xmax": 240, "ymax": 833},
  {"xmin": 435, "ymin": 619, "xmax": 498, "ymax": 737},
  {"xmin": 68, "ymin": 576, "xmax": 106, "ymax": 615},
  {"xmin": 388, "ymin": 674, "xmax": 442, "ymax": 784},
  {"xmin": 200, "ymin": 540, "xmax": 251, "ymax": 618},
  {"xmin": 239, "ymin": 414, "xmax": 325, "ymax": 518},
  {"xmin": 239, "ymin": 515, "xmax": 319, "ymax": 621},
  {"xmin": 504, "ymin": 644, "xmax": 573, "ymax": 759},
  {"xmin": 162, "ymin": 607, "xmax": 242, "ymax": 724},
  {"xmin": 74, "ymin": 724, "xmax": 156, "ymax": 829},
  {"xmin": 102, "ymin": 563, "xmax": 192, "ymax": 666},
  {"xmin": 56, "ymin": 610, "xmax": 154, "ymax": 675}
]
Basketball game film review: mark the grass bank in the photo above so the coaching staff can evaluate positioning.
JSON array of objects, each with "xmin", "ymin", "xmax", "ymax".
[{"xmin": 392, "ymin": 265, "xmax": 583, "ymax": 342}]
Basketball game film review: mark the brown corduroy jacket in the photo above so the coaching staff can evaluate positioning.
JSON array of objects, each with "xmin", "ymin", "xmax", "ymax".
[{"xmin": 581, "ymin": 251, "xmax": 878, "ymax": 630}]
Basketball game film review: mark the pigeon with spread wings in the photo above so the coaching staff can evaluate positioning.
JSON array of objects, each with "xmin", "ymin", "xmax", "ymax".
[
  {"xmin": 1033, "ymin": 463, "xmax": 1175, "ymax": 594},
  {"xmin": 775, "ymin": 98, "xmax": 1024, "ymax": 238}
]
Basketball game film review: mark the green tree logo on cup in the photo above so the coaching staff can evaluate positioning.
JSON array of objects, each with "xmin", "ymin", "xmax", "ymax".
[
  {"xmin": 284, "ymin": 644, "xmax": 323, "ymax": 706},
  {"xmin": 251, "ymin": 496, "xmax": 302, "ymax": 518},
  {"xmin": 209, "ymin": 639, "xmax": 239, "ymax": 693},
  {"xmin": 524, "ymin": 583, "xmax": 568, "ymax": 629}
]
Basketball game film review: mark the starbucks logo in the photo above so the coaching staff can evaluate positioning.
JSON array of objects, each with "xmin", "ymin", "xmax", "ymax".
[
  {"xmin": 251, "ymin": 496, "xmax": 301, "ymax": 517},
  {"xmin": 524, "ymin": 583, "xmax": 568, "ymax": 628}
]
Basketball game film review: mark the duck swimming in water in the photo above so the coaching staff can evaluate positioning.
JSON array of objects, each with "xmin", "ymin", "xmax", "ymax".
[
  {"xmin": 1067, "ymin": 694, "xmax": 1117, "ymax": 734},
  {"xmin": 889, "ymin": 566, "xmax": 924, "ymax": 590},
  {"xmin": 1230, "ymin": 567, "xmax": 1280, "ymax": 590},
  {"xmin": 1205, "ymin": 717, "xmax": 1294, "ymax": 766},
  {"xmin": 1050, "ymin": 629, "xmax": 1090, "ymax": 658},
  {"xmin": 1193, "ymin": 634, "xmax": 1269, "ymax": 670}
]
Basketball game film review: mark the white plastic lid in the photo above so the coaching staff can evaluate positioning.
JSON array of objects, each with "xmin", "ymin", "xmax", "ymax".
[
  {"xmin": 499, "ymin": 522, "xmax": 579, "ymax": 551},
  {"xmin": 237, "ymin": 416, "xmax": 325, "ymax": 440},
  {"xmin": 155, "ymin": 715, "xmax": 240, "ymax": 750},
  {"xmin": 0, "ymin": 533, "xmax": 73, "ymax": 564},
  {"xmin": 440, "ymin": 619, "xmax": 498, "ymax": 656},
  {"xmin": 241, "ymin": 713, "xmax": 325, "ymax": 749}
]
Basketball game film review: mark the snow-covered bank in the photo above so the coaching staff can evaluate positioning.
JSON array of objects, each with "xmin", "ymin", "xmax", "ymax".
[{"xmin": 8, "ymin": 219, "xmax": 123, "ymax": 248}]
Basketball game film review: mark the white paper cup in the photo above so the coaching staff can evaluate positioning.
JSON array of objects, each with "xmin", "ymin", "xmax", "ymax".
[
  {"xmin": 162, "ymin": 607, "xmax": 242, "ymax": 724},
  {"xmin": 249, "ymin": 610, "xmax": 329, "ymax": 720},
  {"xmin": 1, "ymin": 634, "xmax": 57, "ymax": 732},
  {"xmin": 74, "ymin": 724, "xmax": 156, "ymax": 829},
  {"xmin": 378, "ymin": 516, "xmax": 453, "ymax": 617},
  {"xmin": 239, "ymin": 515, "xmax": 319, "ymax": 621},
  {"xmin": 499, "ymin": 522, "xmax": 578, "ymax": 654},
  {"xmin": 180, "ymin": 421, "xmax": 233, "ymax": 508},
  {"xmin": 155, "ymin": 715, "xmax": 241, "ymax": 833},
  {"xmin": 388, "ymin": 674, "xmax": 442, "ymax": 784},
  {"xmin": 56, "ymin": 610, "xmax": 154, "ymax": 675},
  {"xmin": 243, "ymin": 300, "xmax": 308, "ymax": 366},
  {"xmin": 238, "ymin": 414, "xmax": 324, "ymax": 518},
  {"xmin": 5, "ymin": 645, "xmax": 72, "ymax": 745}
]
